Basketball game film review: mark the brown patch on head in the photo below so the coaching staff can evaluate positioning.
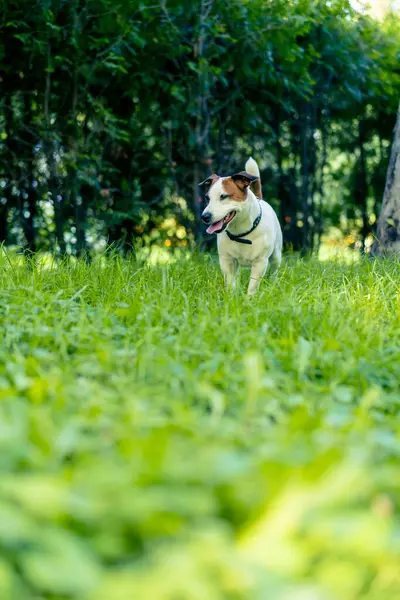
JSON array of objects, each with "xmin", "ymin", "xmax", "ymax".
[{"xmin": 221, "ymin": 177, "xmax": 247, "ymax": 202}]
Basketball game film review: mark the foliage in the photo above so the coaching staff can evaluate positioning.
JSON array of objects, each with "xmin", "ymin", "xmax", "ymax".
[
  {"xmin": 1, "ymin": 249, "xmax": 400, "ymax": 598},
  {"xmin": 0, "ymin": 0, "xmax": 399, "ymax": 253}
]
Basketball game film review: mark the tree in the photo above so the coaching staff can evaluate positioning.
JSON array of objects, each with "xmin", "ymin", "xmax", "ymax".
[
  {"xmin": 0, "ymin": 0, "xmax": 399, "ymax": 254},
  {"xmin": 372, "ymin": 104, "xmax": 400, "ymax": 256}
]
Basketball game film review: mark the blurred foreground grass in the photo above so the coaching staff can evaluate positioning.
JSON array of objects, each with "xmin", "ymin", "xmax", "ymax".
[{"xmin": 1, "ymin": 249, "xmax": 400, "ymax": 599}]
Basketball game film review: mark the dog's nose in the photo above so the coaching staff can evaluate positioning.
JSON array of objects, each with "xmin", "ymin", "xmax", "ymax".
[{"xmin": 201, "ymin": 212, "xmax": 212, "ymax": 224}]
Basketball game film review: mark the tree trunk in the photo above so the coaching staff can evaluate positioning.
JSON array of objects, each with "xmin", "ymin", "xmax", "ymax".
[
  {"xmin": 73, "ymin": 188, "xmax": 87, "ymax": 257},
  {"xmin": 0, "ymin": 205, "xmax": 7, "ymax": 243},
  {"xmin": 22, "ymin": 187, "xmax": 38, "ymax": 253},
  {"xmin": 192, "ymin": 0, "xmax": 213, "ymax": 244},
  {"xmin": 46, "ymin": 145, "xmax": 66, "ymax": 255},
  {"xmin": 70, "ymin": 153, "xmax": 87, "ymax": 257},
  {"xmin": 70, "ymin": 5, "xmax": 87, "ymax": 258},
  {"xmin": 300, "ymin": 102, "xmax": 310, "ymax": 250},
  {"xmin": 372, "ymin": 104, "xmax": 400, "ymax": 256},
  {"xmin": 358, "ymin": 120, "xmax": 369, "ymax": 250},
  {"xmin": 193, "ymin": 161, "xmax": 202, "ymax": 242},
  {"xmin": 44, "ymin": 40, "xmax": 66, "ymax": 255},
  {"xmin": 316, "ymin": 116, "xmax": 328, "ymax": 253}
]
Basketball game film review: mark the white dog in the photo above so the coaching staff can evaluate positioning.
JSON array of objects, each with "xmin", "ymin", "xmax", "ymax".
[{"xmin": 200, "ymin": 157, "xmax": 282, "ymax": 295}]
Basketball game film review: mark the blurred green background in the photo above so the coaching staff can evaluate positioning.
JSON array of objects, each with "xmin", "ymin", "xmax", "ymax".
[{"xmin": 0, "ymin": 0, "xmax": 400, "ymax": 256}]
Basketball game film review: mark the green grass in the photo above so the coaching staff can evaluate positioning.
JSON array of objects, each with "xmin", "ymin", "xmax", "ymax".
[{"xmin": 1, "ymin": 249, "xmax": 400, "ymax": 600}]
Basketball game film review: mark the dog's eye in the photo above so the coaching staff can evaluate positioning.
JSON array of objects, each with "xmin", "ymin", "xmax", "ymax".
[{"xmin": 220, "ymin": 194, "xmax": 231, "ymax": 200}]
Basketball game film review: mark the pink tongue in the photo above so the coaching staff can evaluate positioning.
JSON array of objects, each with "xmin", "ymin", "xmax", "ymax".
[{"xmin": 206, "ymin": 219, "xmax": 224, "ymax": 234}]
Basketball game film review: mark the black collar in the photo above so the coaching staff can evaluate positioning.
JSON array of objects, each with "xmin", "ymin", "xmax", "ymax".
[{"xmin": 226, "ymin": 200, "xmax": 262, "ymax": 245}]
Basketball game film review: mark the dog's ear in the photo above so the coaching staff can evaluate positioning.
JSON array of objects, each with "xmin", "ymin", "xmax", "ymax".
[
  {"xmin": 231, "ymin": 171, "xmax": 258, "ymax": 191},
  {"xmin": 198, "ymin": 174, "xmax": 219, "ymax": 191}
]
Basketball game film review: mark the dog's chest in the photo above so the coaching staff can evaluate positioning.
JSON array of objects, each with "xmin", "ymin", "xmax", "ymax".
[
  {"xmin": 227, "ymin": 243, "xmax": 258, "ymax": 266},
  {"xmin": 218, "ymin": 232, "xmax": 271, "ymax": 266}
]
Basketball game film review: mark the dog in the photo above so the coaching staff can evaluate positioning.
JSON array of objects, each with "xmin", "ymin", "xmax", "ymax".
[{"xmin": 200, "ymin": 157, "xmax": 282, "ymax": 295}]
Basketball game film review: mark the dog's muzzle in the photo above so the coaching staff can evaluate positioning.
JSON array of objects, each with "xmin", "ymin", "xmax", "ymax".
[{"xmin": 204, "ymin": 210, "xmax": 236, "ymax": 235}]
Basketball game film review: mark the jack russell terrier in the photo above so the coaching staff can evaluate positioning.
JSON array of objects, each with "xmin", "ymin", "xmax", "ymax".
[{"xmin": 200, "ymin": 157, "xmax": 282, "ymax": 295}]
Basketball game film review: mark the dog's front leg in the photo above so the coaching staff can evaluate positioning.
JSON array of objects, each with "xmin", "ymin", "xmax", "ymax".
[
  {"xmin": 219, "ymin": 255, "xmax": 237, "ymax": 289},
  {"xmin": 248, "ymin": 257, "xmax": 268, "ymax": 295}
]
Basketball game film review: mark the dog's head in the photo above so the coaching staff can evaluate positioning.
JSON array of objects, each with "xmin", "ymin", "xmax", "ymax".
[{"xmin": 199, "ymin": 172, "xmax": 258, "ymax": 234}]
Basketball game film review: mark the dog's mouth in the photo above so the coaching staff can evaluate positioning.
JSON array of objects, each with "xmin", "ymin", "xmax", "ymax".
[{"xmin": 206, "ymin": 211, "xmax": 236, "ymax": 235}]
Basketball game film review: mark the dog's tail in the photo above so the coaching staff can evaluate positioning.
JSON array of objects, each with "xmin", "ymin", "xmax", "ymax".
[{"xmin": 245, "ymin": 157, "xmax": 262, "ymax": 199}]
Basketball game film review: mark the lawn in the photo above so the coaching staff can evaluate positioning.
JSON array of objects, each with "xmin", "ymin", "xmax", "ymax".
[{"xmin": 1, "ymin": 249, "xmax": 400, "ymax": 600}]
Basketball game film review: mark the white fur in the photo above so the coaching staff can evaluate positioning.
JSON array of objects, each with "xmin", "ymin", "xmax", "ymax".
[
  {"xmin": 245, "ymin": 157, "xmax": 260, "ymax": 178},
  {"xmin": 202, "ymin": 157, "xmax": 282, "ymax": 295}
]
